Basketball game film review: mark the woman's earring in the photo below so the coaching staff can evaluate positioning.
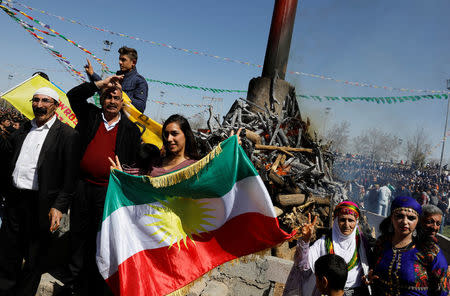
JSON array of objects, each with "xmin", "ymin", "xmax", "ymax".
[{"xmin": 412, "ymin": 229, "xmax": 417, "ymax": 237}]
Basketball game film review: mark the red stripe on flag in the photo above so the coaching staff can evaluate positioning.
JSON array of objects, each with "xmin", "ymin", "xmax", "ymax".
[{"xmin": 105, "ymin": 212, "xmax": 291, "ymax": 296}]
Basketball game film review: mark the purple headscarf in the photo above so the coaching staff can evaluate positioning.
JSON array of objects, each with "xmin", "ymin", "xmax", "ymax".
[{"xmin": 390, "ymin": 196, "xmax": 422, "ymax": 216}]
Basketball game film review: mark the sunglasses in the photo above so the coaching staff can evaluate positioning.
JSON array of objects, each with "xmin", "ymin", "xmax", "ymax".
[{"xmin": 31, "ymin": 97, "xmax": 55, "ymax": 105}]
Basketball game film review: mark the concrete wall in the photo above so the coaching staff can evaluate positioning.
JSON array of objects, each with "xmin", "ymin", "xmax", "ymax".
[
  {"xmin": 37, "ymin": 255, "xmax": 295, "ymax": 296},
  {"xmin": 186, "ymin": 255, "xmax": 295, "ymax": 296}
]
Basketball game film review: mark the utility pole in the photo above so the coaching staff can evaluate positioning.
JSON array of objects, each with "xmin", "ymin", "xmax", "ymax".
[
  {"xmin": 101, "ymin": 40, "xmax": 113, "ymax": 78},
  {"xmin": 322, "ymin": 107, "xmax": 331, "ymax": 137},
  {"xmin": 156, "ymin": 91, "xmax": 165, "ymax": 122},
  {"xmin": 7, "ymin": 74, "xmax": 14, "ymax": 89},
  {"xmin": 438, "ymin": 79, "xmax": 450, "ymax": 178}
]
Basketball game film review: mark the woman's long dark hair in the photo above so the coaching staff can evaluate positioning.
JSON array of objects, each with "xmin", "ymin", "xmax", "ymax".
[{"xmin": 162, "ymin": 114, "xmax": 200, "ymax": 160}]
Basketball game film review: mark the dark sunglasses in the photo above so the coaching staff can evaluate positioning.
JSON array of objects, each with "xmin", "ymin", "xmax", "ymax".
[{"xmin": 31, "ymin": 97, "xmax": 55, "ymax": 105}]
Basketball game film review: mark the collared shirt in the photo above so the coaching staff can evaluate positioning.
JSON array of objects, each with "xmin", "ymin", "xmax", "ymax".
[
  {"xmin": 12, "ymin": 115, "xmax": 57, "ymax": 190},
  {"xmin": 101, "ymin": 112, "xmax": 121, "ymax": 131}
]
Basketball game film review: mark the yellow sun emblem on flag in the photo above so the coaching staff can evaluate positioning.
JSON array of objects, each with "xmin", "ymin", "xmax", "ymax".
[{"xmin": 145, "ymin": 197, "xmax": 216, "ymax": 250}]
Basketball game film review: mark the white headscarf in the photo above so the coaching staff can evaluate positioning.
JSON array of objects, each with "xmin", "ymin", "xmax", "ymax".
[
  {"xmin": 331, "ymin": 218, "xmax": 358, "ymax": 263},
  {"xmin": 331, "ymin": 217, "xmax": 370, "ymax": 288}
]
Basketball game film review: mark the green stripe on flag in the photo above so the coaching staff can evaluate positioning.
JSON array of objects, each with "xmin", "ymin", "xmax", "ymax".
[{"xmin": 102, "ymin": 136, "xmax": 258, "ymax": 220}]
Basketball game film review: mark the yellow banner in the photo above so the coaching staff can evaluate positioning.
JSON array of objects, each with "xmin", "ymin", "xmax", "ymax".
[
  {"xmin": 1, "ymin": 75, "xmax": 78, "ymax": 127},
  {"xmin": 1, "ymin": 75, "xmax": 163, "ymax": 147},
  {"xmin": 122, "ymin": 92, "xmax": 163, "ymax": 148}
]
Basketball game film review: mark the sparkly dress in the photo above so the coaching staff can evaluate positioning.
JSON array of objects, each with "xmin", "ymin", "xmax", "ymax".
[{"xmin": 372, "ymin": 240, "xmax": 449, "ymax": 296}]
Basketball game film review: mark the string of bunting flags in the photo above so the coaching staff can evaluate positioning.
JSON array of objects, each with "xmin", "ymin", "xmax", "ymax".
[
  {"xmin": 3, "ymin": 3, "xmax": 449, "ymax": 105},
  {"xmin": 0, "ymin": 4, "xmax": 86, "ymax": 82},
  {"xmin": 5, "ymin": 2, "xmax": 108, "ymax": 71},
  {"xmin": 297, "ymin": 94, "xmax": 449, "ymax": 103},
  {"xmin": 187, "ymin": 108, "xmax": 209, "ymax": 120},
  {"xmin": 151, "ymin": 99, "xmax": 212, "ymax": 108},
  {"xmin": 7, "ymin": 0, "xmax": 450, "ymax": 95}
]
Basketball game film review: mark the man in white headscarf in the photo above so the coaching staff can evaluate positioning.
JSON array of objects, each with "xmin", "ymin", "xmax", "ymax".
[
  {"xmin": 0, "ymin": 87, "xmax": 79, "ymax": 296},
  {"xmin": 294, "ymin": 201, "xmax": 370, "ymax": 296}
]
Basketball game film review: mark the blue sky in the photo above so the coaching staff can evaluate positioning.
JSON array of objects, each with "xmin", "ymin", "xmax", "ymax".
[{"xmin": 0, "ymin": 0, "xmax": 449, "ymax": 160}]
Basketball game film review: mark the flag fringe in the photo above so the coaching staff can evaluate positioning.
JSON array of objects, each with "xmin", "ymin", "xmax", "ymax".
[
  {"xmin": 166, "ymin": 248, "xmax": 271, "ymax": 296},
  {"xmin": 147, "ymin": 143, "xmax": 223, "ymax": 188}
]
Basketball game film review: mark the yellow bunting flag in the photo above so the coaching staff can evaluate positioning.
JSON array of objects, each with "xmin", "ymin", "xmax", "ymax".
[
  {"xmin": 1, "ymin": 75, "xmax": 78, "ymax": 127},
  {"xmin": 122, "ymin": 92, "xmax": 163, "ymax": 148}
]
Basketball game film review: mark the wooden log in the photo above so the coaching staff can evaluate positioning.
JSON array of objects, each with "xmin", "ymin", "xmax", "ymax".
[
  {"xmin": 296, "ymin": 196, "xmax": 330, "ymax": 211},
  {"xmin": 318, "ymin": 206, "xmax": 328, "ymax": 217},
  {"xmin": 245, "ymin": 129, "xmax": 262, "ymax": 145},
  {"xmin": 254, "ymin": 144, "xmax": 313, "ymax": 153},
  {"xmin": 279, "ymin": 148, "xmax": 295, "ymax": 157},
  {"xmin": 268, "ymin": 170, "xmax": 285, "ymax": 187},
  {"xmin": 277, "ymin": 193, "xmax": 306, "ymax": 207},
  {"xmin": 271, "ymin": 154, "xmax": 283, "ymax": 171}
]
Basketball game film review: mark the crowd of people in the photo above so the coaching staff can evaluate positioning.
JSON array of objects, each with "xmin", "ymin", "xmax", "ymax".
[
  {"xmin": 0, "ymin": 45, "xmax": 448, "ymax": 295},
  {"xmin": 334, "ymin": 154, "xmax": 450, "ymax": 226},
  {"xmin": 0, "ymin": 108, "xmax": 26, "ymax": 139}
]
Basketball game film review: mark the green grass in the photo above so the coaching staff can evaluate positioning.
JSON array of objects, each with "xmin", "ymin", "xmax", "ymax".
[{"xmin": 442, "ymin": 226, "xmax": 450, "ymax": 238}]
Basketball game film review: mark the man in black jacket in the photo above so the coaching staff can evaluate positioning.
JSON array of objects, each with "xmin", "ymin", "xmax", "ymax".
[
  {"xmin": 66, "ymin": 75, "xmax": 141, "ymax": 295},
  {"xmin": 85, "ymin": 46, "xmax": 148, "ymax": 112},
  {"xmin": 0, "ymin": 87, "xmax": 79, "ymax": 296}
]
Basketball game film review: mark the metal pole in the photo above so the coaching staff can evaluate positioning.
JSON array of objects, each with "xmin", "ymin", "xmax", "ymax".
[
  {"xmin": 438, "ymin": 79, "xmax": 450, "ymax": 178},
  {"xmin": 261, "ymin": 0, "xmax": 298, "ymax": 80}
]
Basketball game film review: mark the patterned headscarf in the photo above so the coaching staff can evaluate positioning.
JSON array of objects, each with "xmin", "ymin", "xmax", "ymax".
[
  {"xmin": 334, "ymin": 201, "xmax": 360, "ymax": 220},
  {"xmin": 390, "ymin": 196, "xmax": 422, "ymax": 216}
]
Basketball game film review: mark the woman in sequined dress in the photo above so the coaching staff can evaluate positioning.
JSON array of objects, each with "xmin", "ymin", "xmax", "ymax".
[{"xmin": 371, "ymin": 196, "xmax": 449, "ymax": 296}]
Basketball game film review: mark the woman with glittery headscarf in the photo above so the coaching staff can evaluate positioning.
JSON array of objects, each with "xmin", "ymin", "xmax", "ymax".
[
  {"xmin": 370, "ymin": 196, "xmax": 449, "ymax": 296},
  {"xmin": 295, "ymin": 201, "xmax": 370, "ymax": 296}
]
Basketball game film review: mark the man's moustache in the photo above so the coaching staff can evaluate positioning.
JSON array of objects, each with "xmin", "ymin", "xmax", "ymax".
[
  {"xmin": 33, "ymin": 107, "xmax": 47, "ymax": 115},
  {"xmin": 106, "ymin": 104, "xmax": 117, "ymax": 108}
]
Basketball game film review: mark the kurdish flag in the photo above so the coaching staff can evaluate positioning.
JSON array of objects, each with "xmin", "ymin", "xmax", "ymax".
[{"xmin": 97, "ymin": 136, "xmax": 293, "ymax": 295}]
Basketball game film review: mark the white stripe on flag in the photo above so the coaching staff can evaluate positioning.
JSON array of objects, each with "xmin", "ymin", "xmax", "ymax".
[{"xmin": 96, "ymin": 175, "xmax": 275, "ymax": 279}]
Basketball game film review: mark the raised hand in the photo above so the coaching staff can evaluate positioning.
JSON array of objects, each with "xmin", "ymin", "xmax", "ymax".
[
  {"xmin": 84, "ymin": 58, "xmax": 94, "ymax": 76},
  {"xmin": 300, "ymin": 213, "xmax": 318, "ymax": 242},
  {"xmin": 229, "ymin": 128, "xmax": 243, "ymax": 145},
  {"xmin": 108, "ymin": 155, "xmax": 123, "ymax": 171},
  {"xmin": 95, "ymin": 75, "xmax": 124, "ymax": 91},
  {"xmin": 362, "ymin": 269, "xmax": 379, "ymax": 285}
]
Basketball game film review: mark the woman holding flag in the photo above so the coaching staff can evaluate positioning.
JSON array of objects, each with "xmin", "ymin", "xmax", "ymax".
[
  {"xmin": 110, "ymin": 114, "xmax": 241, "ymax": 176},
  {"xmin": 295, "ymin": 201, "xmax": 371, "ymax": 296}
]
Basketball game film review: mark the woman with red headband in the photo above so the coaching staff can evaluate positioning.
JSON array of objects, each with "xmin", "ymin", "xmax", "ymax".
[{"xmin": 295, "ymin": 201, "xmax": 370, "ymax": 296}]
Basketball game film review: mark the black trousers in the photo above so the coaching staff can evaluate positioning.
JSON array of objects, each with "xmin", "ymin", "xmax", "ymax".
[
  {"xmin": 68, "ymin": 180, "xmax": 113, "ymax": 296},
  {"xmin": 0, "ymin": 189, "xmax": 51, "ymax": 296}
]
